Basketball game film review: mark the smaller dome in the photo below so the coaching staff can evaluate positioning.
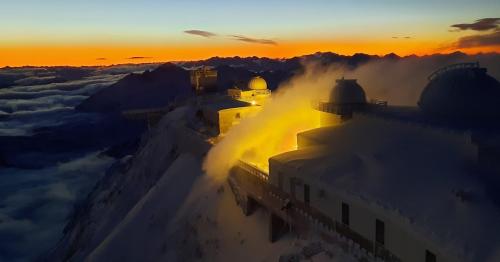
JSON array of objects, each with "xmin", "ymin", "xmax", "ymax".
[
  {"xmin": 248, "ymin": 76, "xmax": 267, "ymax": 90},
  {"xmin": 330, "ymin": 78, "xmax": 366, "ymax": 105}
]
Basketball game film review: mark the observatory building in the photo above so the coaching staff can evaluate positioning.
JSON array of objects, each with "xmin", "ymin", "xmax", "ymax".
[
  {"xmin": 201, "ymin": 76, "xmax": 271, "ymax": 135},
  {"xmin": 419, "ymin": 62, "xmax": 500, "ymax": 121},
  {"xmin": 227, "ymin": 76, "xmax": 272, "ymax": 105},
  {"xmin": 189, "ymin": 66, "xmax": 218, "ymax": 94},
  {"xmin": 315, "ymin": 77, "xmax": 368, "ymax": 126},
  {"xmin": 227, "ymin": 63, "xmax": 500, "ymax": 262}
]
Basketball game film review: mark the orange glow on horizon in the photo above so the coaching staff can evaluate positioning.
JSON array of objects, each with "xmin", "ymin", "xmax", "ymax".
[{"xmin": 1, "ymin": 40, "xmax": 498, "ymax": 67}]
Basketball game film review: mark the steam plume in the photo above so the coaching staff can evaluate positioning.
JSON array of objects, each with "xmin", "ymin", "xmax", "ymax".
[
  {"xmin": 203, "ymin": 63, "xmax": 341, "ymax": 180},
  {"xmin": 202, "ymin": 54, "xmax": 500, "ymax": 180}
]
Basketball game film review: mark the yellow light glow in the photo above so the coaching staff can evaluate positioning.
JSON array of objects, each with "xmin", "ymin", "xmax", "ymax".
[
  {"xmin": 238, "ymin": 107, "xmax": 322, "ymax": 172},
  {"xmin": 203, "ymin": 68, "xmax": 334, "ymax": 181},
  {"xmin": 251, "ymin": 100, "xmax": 257, "ymax": 106}
]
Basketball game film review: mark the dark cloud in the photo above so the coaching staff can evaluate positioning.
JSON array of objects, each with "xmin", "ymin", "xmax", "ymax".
[
  {"xmin": 184, "ymin": 30, "xmax": 217, "ymax": 38},
  {"xmin": 127, "ymin": 56, "xmax": 153, "ymax": 60},
  {"xmin": 454, "ymin": 30, "xmax": 500, "ymax": 48},
  {"xmin": 392, "ymin": 36, "xmax": 412, "ymax": 39},
  {"xmin": 183, "ymin": 30, "xmax": 277, "ymax": 45},
  {"xmin": 447, "ymin": 18, "xmax": 500, "ymax": 50},
  {"xmin": 451, "ymin": 18, "xmax": 500, "ymax": 31},
  {"xmin": 229, "ymin": 35, "xmax": 278, "ymax": 45},
  {"xmin": 96, "ymin": 57, "xmax": 107, "ymax": 61}
]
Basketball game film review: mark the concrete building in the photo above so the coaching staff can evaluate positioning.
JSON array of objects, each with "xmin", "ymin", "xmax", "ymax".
[
  {"xmin": 227, "ymin": 76, "xmax": 271, "ymax": 105},
  {"xmin": 190, "ymin": 66, "xmax": 218, "ymax": 94},
  {"xmin": 201, "ymin": 98, "xmax": 259, "ymax": 135},
  {"xmin": 228, "ymin": 63, "xmax": 500, "ymax": 262},
  {"xmin": 201, "ymin": 76, "xmax": 271, "ymax": 135},
  {"xmin": 314, "ymin": 77, "xmax": 369, "ymax": 126}
]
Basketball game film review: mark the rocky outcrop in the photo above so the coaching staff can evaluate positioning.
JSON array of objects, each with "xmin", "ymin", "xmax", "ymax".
[{"xmin": 77, "ymin": 63, "xmax": 192, "ymax": 113}]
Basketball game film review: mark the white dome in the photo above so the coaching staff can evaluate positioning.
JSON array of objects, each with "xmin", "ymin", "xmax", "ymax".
[{"xmin": 248, "ymin": 76, "xmax": 267, "ymax": 90}]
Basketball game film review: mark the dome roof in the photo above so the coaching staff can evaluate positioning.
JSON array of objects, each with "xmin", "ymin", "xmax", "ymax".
[
  {"xmin": 329, "ymin": 78, "xmax": 366, "ymax": 105},
  {"xmin": 248, "ymin": 76, "xmax": 267, "ymax": 90},
  {"xmin": 418, "ymin": 63, "xmax": 500, "ymax": 120}
]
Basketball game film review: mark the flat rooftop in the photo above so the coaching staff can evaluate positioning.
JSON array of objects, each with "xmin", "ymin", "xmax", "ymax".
[
  {"xmin": 202, "ymin": 96, "xmax": 252, "ymax": 111},
  {"xmin": 271, "ymin": 115, "xmax": 500, "ymax": 261}
]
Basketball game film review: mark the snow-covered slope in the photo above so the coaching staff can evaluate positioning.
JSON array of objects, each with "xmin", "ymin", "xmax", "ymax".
[
  {"xmin": 48, "ymin": 106, "xmax": 362, "ymax": 262},
  {"xmin": 48, "ymin": 107, "xmax": 190, "ymax": 260},
  {"xmin": 86, "ymin": 155, "xmax": 361, "ymax": 262}
]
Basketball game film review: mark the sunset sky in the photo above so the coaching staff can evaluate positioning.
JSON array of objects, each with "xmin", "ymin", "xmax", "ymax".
[{"xmin": 1, "ymin": 0, "xmax": 499, "ymax": 66}]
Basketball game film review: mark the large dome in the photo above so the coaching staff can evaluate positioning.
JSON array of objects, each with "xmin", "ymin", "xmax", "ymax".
[
  {"xmin": 248, "ymin": 76, "xmax": 267, "ymax": 90},
  {"xmin": 418, "ymin": 63, "xmax": 500, "ymax": 121},
  {"xmin": 329, "ymin": 78, "xmax": 366, "ymax": 105}
]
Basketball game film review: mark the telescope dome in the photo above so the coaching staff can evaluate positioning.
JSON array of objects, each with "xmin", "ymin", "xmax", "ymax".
[
  {"xmin": 418, "ymin": 63, "xmax": 500, "ymax": 120},
  {"xmin": 248, "ymin": 76, "xmax": 267, "ymax": 90},
  {"xmin": 330, "ymin": 78, "xmax": 366, "ymax": 105}
]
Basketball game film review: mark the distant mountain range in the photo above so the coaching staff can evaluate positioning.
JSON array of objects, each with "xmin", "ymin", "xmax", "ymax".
[
  {"xmin": 176, "ymin": 51, "xmax": 477, "ymax": 71},
  {"xmin": 74, "ymin": 51, "xmax": 499, "ymax": 113}
]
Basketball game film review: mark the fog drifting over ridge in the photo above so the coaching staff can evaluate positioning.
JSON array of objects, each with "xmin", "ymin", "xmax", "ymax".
[
  {"xmin": 346, "ymin": 53, "xmax": 500, "ymax": 106},
  {"xmin": 203, "ymin": 63, "xmax": 342, "ymax": 180},
  {"xmin": 203, "ymin": 53, "xmax": 500, "ymax": 180}
]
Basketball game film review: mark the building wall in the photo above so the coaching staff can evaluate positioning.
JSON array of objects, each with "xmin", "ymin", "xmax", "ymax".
[
  {"xmin": 190, "ymin": 68, "xmax": 217, "ymax": 93},
  {"xmin": 218, "ymin": 106, "xmax": 261, "ymax": 134},
  {"xmin": 227, "ymin": 89, "xmax": 242, "ymax": 99},
  {"xmin": 269, "ymin": 157, "xmax": 454, "ymax": 262},
  {"xmin": 227, "ymin": 89, "xmax": 271, "ymax": 106},
  {"xmin": 318, "ymin": 111, "xmax": 343, "ymax": 127}
]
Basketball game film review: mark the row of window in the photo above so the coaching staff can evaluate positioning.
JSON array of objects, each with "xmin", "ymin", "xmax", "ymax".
[
  {"xmin": 340, "ymin": 202, "xmax": 386, "ymax": 245},
  {"xmin": 340, "ymin": 202, "xmax": 436, "ymax": 261},
  {"xmin": 287, "ymin": 176, "xmax": 437, "ymax": 262}
]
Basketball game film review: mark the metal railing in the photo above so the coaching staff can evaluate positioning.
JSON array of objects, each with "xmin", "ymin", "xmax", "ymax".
[
  {"xmin": 231, "ymin": 161, "xmax": 401, "ymax": 261},
  {"xmin": 253, "ymin": 89, "xmax": 271, "ymax": 96},
  {"xmin": 236, "ymin": 160, "xmax": 269, "ymax": 182},
  {"xmin": 369, "ymin": 99, "xmax": 388, "ymax": 107},
  {"xmin": 311, "ymin": 101, "xmax": 364, "ymax": 115},
  {"xmin": 428, "ymin": 62, "xmax": 479, "ymax": 81}
]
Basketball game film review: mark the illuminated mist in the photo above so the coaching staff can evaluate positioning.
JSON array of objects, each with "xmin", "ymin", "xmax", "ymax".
[
  {"xmin": 202, "ymin": 63, "xmax": 342, "ymax": 180},
  {"xmin": 202, "ymin": 54, "xmax": 500, "ymax": 181}
]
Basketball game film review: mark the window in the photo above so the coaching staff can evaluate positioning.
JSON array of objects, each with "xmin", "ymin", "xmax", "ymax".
[
  {"xmin": 376, "ymin": 219, "xmax": 385, "ymax": 245},
  {"xmin": 304, "ymin": 184, "xmax": 310, "ymax": 204},
  {"xmin": 278, "ymin": 172, "xmax": 283, "ymax": 190},
  {"xmin": 341, "ymin": 202, "xmax": 349, "ymax": 226},
  {"xmin": 425, "ymin": 250, "xmax": 436, "ymax": 262}
]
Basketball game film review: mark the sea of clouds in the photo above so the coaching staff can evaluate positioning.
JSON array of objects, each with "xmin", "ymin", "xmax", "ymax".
[
  {"xmin": 0, "ymin": 64, "xmax": 156, "ymax": 261},
  {"xmin": 0, "ymin": 73, "xmax": 125, "ymax": 136},
  {"xmin": 0, "ymin": 152, "xmax": 114, "ymax": 261}
]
